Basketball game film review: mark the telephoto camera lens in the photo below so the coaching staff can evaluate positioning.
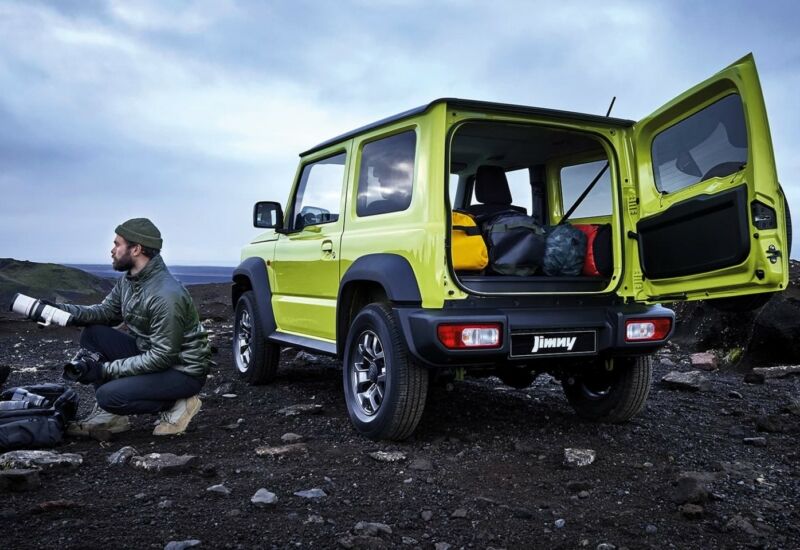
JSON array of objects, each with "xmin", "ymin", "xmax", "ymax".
[
  {"xmin": 12, "ymin": 388, "xmax": 47, "ymax": 407},
  {"xmin": 9, "ymin": 293, "xmax": 73, "ymax": 327},
  {"xmin": 0, "ymin": 400, "xmax": 30, "ymax": 411}
]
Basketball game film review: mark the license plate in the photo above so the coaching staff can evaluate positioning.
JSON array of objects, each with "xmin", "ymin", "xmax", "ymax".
[{"xmin": 510, "ymin": 330, "xmax": 596, "ymax": 358}]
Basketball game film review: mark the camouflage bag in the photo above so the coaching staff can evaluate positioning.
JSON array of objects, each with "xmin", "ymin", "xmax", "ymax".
[{"xmin": 543, "ymin": 224, "xmax": 588, "ymax": 276}]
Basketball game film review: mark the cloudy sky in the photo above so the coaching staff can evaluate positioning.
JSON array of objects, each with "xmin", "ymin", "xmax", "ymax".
[{"xmin": 1, "ymin": 0, "xmax": 798, "ymax": 265}]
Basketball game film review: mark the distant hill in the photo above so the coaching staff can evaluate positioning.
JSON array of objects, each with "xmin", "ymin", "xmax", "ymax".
[{"xmin": 0, "ymin": 258, "xmax": 114, "ymax": 311}]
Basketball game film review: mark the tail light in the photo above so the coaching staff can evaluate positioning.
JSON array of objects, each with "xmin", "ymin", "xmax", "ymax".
[
  {"xmin": 437, "ymin": 323, "xmax": 502, "ymax": 349},
  {"xmin": 625, "ymin": 318, "xmax": 672, "ymax": 342}
]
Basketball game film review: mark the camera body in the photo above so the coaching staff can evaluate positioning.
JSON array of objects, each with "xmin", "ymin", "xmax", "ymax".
[
  {"xmin": 9, "ymin": 293, "xmax": 73, "ymax": 327},
  {"xmin": 63, "ymin": 349, "xmax": 105, "ymax": 381}
]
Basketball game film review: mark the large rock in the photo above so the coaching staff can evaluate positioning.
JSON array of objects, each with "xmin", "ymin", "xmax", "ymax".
[
  {"xmin": 750, "ymin": 365, "xmax": 800, "ymax": 380},
  {"xmin": 743, "ymin": 272, "xmax": 800, "ymax": 366},
  {"xmin": 130, "ymin": 453, "xmax": 197, "ymax": 474},
  {"xmin": 0, "ymin": 450, "xmax": 83, "ymax": 470},
  {"xmin": 661, "ymin": 371, "xmax": 711, "ymax": 392},
  {"xmin": 671, "ymin": 260, "xmax": 800, "ymax": 367}
]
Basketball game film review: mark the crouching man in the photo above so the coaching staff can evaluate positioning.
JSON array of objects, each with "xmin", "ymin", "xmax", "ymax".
[{"xmin": 59, "ymin": 218, "xmax": 211, "ymax": 436}]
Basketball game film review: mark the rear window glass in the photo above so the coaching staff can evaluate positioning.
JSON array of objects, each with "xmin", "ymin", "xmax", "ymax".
[
  {"xmin": 651, "ymin": 94, "xmax": 748, "ymax": 194},
  {"xmin": 357, "ymin": 131, "xmax": 416, "ymax": 217},
  {"xmin": 560, "ymin": 160, "xmax": 612, "ymax": 218}
]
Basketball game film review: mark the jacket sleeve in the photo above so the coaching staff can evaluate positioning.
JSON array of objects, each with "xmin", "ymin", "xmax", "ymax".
[
  {"xmin": 60, "ymin": 279, "xmax": 124, "ymax": 326},
  {"xmin": 104, "ymin": 296, "xmax": 184, "ymax": 378}
]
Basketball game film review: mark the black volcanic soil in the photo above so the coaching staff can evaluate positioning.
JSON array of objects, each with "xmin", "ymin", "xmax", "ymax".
[{"xmin": 1, "ymin": 283, "xmax": 799, "ymax": 549}]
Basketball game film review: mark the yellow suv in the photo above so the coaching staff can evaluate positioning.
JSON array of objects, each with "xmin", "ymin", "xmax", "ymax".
[{"xmin": 232, "ymin": 54, "xmax": 791, "ymax": 440}]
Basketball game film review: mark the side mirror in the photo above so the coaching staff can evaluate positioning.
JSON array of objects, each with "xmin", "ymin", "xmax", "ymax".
[{"xmin": 253, "ymin": 201, "xmax": 284, "ymax": 230}]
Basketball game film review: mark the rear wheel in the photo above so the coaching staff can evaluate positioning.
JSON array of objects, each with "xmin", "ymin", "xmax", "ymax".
[
  {"xmin": 343, "ymin": 303, "xmax": 428, "ymax": 440},
  {"xmin": 233, "ymin": 291, "xmax": 279, "ymax": 384},
  {"xmin": 561, "ymin": 356, "xmax": 652, "ymax": 422}
]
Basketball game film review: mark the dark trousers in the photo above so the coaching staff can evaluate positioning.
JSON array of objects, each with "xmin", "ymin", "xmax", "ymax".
[{"xmin": 80, "ymin": 325, "xmax": 203, "ymax": 415}]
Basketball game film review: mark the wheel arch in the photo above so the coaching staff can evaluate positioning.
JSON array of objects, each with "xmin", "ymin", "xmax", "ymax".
[
  {"xmin": 336, "ymin": 254, "xmax": 422, "ymax": 359},
  {"xmin": 232, "ymin": 257, "xmax": 276, "ymax": 337}
]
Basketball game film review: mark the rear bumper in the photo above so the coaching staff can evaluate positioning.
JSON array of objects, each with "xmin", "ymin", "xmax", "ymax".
[{"xmin": 394, "ymin": 302, "xmax": 674, "ymax": 368}]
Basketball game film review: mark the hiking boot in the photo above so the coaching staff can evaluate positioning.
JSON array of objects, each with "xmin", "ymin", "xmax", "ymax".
[
  {"xmin": 153, "ymin": 396, "xmax": 202, "ymax": 436},
  {"xmin": 66, "ymin": 404, "xmax": 131, "ymax": 437}
]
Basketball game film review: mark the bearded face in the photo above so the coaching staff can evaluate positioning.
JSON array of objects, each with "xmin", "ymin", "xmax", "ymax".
[{"xmin": 111, "ymin": 235, "xmax": 136, "ymax": 272}]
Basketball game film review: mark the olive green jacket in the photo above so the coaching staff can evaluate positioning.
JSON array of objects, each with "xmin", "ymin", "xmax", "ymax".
[{"xmin": 61, "ymin": 255, "xmax": 211, "ymax": 380}]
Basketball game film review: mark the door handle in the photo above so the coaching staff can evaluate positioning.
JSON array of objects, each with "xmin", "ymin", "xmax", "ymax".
[{"xmin": 321, "ymin": 240, "xmax": 334, "ymax": 253}]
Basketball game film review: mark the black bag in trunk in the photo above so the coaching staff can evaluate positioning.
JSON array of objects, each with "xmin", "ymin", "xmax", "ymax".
[
  {"xmin": 481, "ymin": 212, "xmax": 546, "ymax": 276},
  {"xmin": 0, "ymin": 384, "xmax": 79, "ymax": 451}
]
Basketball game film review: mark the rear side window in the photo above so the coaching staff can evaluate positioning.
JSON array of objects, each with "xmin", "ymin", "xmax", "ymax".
[
  {"xmin": 651, "ymin": 94, "xmax": 748, "ymax": 194},
  {"xmin": 289, "ymin": 153, "xmax": 346, "ymax": 231},
  {"xmin": 560, "ymin": 160, "xmax": 612, "ymax": 218},
  {"xmin": 357, "ymin": 131, "xmax": 416, "ymax": 217}
]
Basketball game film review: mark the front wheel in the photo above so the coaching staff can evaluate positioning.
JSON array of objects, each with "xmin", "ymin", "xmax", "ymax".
[
  {"xmin": 342, "ymin": 303, "xmax": 428, "ymax": 441},
  {"xmin": 561, "ymin": 356, "xmax": 652, "ymax": 423},
  {"xmin": 233, "ymin": 291, "xmax": 279, "ymax": 385}
]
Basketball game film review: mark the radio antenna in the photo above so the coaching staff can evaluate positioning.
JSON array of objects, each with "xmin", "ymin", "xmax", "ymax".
[{"xmin": 605, "ymin": 96, "xmax": 617, "ymax": 117}]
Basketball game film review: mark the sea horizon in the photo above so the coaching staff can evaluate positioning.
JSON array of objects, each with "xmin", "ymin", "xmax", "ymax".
[{"xmin": 67, "ymin": 263, "xmax": 235, "ymax": 286}]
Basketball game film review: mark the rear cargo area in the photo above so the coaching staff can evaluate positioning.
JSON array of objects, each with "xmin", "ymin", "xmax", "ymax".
[{"xmin": 448, "ymin": 119, "xmax": 618, "ymax": 294}]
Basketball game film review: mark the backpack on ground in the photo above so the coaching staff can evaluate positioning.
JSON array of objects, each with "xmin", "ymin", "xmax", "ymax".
[
  {"xmin": 481, "ymin": 211, "xmax": 546, "ymax": 276},
  {"xmin": 543, "ymin": 224, "xmax": 588, "ymax": 276},
  {"xmin": 451, "ymin": 210, "xmax": 489, "ymax": 271},
  {"xmin": 0, "ymin": 384, "xmax": 79, "ymax": 451}
]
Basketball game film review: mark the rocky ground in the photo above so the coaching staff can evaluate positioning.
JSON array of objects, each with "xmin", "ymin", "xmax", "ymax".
[{"xmin": 1, "ymin": 281, "xmax": 800, "ymax": 549}]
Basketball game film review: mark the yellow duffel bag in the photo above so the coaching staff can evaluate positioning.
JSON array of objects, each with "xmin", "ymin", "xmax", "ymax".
[{"xmin": 451, "ymin": 211, "xmax": 488, "ymax": 271}]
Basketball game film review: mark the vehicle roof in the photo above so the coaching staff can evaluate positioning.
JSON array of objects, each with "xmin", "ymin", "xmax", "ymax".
[{"xmin": 301, "ymin": 98, "xmax": 635, "ymax": 156}]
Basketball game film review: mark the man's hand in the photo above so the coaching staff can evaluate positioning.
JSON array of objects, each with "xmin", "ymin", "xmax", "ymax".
[{"xmin": 63, "ymin": 352, "xmax": 106, "ymax": 384}]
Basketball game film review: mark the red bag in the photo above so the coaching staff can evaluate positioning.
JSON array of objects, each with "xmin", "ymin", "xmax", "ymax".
[{"xmin": 574, "ymin": 224, "xmax": 612, "ymax": 277}]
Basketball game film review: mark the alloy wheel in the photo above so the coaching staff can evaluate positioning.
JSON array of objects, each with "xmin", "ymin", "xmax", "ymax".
[
  {"xmin": 235, "ymin": 309, "xmax": 252, "ymax": 373},
  {"xmin": 350, "ymin": 330, "xmax": 387, "ymax": 416}
]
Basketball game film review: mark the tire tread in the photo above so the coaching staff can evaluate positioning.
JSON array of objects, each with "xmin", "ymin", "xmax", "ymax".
[{"xmin": 235, "ymin": 291, "xmax": 279, "ymax": 385}]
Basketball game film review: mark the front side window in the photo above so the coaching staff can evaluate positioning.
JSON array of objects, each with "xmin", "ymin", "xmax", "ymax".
[
  {"xmin": 560, "ymin": 160, "xmax": 612, "ymax": 218},
  {"xmin": 651, "ymin": 94, "xmax": 748, "ymax": 194},
  {"xmin": 357, "ymin": 131, "xmax": 416, "ymax": 217},
  {"xmin": 289, "ymin": 153, "xmax": 346, "ymax": 231}
]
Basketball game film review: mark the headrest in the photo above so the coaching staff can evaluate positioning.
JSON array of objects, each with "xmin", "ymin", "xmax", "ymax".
[{"xmin": 475, "ymin": 165, "xmax": 512, "ymax": 205}]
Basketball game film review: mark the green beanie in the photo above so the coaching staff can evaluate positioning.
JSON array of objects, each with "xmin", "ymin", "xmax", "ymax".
[{"xmin": 115, "ymin": 218, "xmax": 163, "ymax": 249}]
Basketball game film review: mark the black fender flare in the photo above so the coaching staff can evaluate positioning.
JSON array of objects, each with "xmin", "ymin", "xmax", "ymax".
[
  {"xmin": 231, "ymin": 257, "xmax": 276, "ymax": 338},
  {"xmin": 336, "ymin": 254, "xmax": 422, "ymax": 357}
]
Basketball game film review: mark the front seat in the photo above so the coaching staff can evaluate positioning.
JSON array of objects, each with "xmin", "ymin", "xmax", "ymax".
[{"xmin": 465, "ymin": 165, "xmax": 526, "ymax": 218}]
